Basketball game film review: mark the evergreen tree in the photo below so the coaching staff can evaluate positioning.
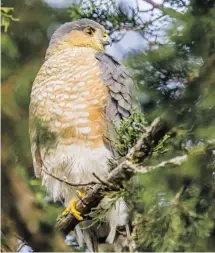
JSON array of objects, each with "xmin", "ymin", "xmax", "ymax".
[
  {"xmin": 126, "ymin": 0, "xmax": 215, "ymax": 251},
  {"xmin": 1, "ymin": 0, "xmax": 215, "ymax": 251}
]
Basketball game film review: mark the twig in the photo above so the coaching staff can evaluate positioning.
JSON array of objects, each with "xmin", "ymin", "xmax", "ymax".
[
  {"xmin": 136, "ymin": 0, "xmax": 154, "ymax": 13},
  {"xmin": 17, "ymin": 241, "xmax": 28, "ymax": 252},
  {"xmin": 171, "ymin": 186, "xmax": 185, "ymax": 206},
  {"xmin": 129, "ymin": 155, "xmax": 188, "ymax": 174},
  {"xmin": 92, "ymin": 172, "xmax": 119, "ymax": 190},
  {"xmin": 142, "ymin": 0, "xmax": 162, "ymax": 9},
  {"xmin": 118, "ymin": 14, "xmax": 165, "ymax": 33},
  {"xmin": 41, "ymin": 167, "xmax": 97, "ymax": 187}
]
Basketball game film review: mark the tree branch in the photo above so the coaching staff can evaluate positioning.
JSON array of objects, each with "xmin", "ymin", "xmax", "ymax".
[
  {"xmin": 130, "ymin": 155, "xmax": 187, "ymax": 173},
  {"xmin": 56, "ymin": 117, "xmax": 171, "ymax": 234}
]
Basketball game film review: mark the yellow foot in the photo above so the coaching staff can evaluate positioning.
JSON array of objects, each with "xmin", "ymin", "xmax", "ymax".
[
  {"xmin": 62, "ymin": 191, "xmax": 86, "ymax": 221},
  {"xmin": 62, "ymin": 199, "xmax": 83, "ymax": 221}
]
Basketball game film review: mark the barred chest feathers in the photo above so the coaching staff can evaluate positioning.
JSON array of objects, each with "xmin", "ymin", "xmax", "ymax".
[{"xmin": 30, "ymin": 47, "xmax": 111, "ymax": 204}]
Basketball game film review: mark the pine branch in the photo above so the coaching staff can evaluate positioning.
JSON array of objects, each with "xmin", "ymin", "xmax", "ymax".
[
  {"xmin": 129, "ymin": 155, "xmax": 188, "ymax": 173},
  {"xmin": 56, "ymin": 117, "xmax": 171, "ymax": 234}
]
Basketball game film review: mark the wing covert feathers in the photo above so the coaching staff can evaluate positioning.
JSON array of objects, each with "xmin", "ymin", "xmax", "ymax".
[{"xmin": 95, "ymin": 52, "xmax": 134, "ymax": 125}]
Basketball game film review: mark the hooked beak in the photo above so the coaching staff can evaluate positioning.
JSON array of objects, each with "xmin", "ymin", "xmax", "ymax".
[{"xmin": 103, "ymin": 36, "xmax": 112, "ymax": 47}]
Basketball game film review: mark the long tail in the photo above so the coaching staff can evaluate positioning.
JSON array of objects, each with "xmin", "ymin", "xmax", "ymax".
[
  {"xmin": 75, "ymin": 221, "xmax": 98, "ymax": 252},
  {"xmin": 105, "ymin": 197, "xmax": 128, "ymax": 244},
  {"xmin": 106, "ymin": 224, "xmax": 117, "ymax": 244}
]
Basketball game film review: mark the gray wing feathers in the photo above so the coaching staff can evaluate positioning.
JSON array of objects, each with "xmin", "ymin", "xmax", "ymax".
[{"xmin": 95, "ymin": 52, "xmax": 134, "ymax": 125}]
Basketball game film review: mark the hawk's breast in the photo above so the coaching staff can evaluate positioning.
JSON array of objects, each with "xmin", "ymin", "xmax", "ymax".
[{"xmin": 30, "ymin": 47, "xmax": 108, "ymax": 148}]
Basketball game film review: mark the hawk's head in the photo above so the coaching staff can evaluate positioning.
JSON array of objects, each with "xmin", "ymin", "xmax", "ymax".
[{"xmin": 47, "ymin": 19, "xmax": 111, "ymax": 57}]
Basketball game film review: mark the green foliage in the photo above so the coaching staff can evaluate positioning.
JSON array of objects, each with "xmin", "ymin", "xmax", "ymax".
[
  {"xmin": 29, "ymin": 178, "xmax": 62, "ymax": 224},
  {"xmin": 1, "ymin": 34, "xmax": 20, "ymax": 79},
  {"xmin": 136, "ymin": 205, "xmax": 214, "ymax": 251},
  {"xmin": 1, "ymin": 7, "xmax": 19, "ymax": 32},
  {"xmin": 153, "ymin": 134, "xmax": 170, "ymax": 154},
  {"xmin": 125, "ymin": 1, "xmax": 215, "ymax": 251},
  {"xmin": 68, "ymin": 0, "xmax": 141, "ymax": 37},
  {"xmin": 114, "ymin": 109, "xmax": 148, "ymax": 156},
  {"xmin": 89, "ymin": 188, "xmax": 127, "ymax": 227},
  {"xmin": 128, "ymin": 145, "xmax": 215, "ymax": 252}
]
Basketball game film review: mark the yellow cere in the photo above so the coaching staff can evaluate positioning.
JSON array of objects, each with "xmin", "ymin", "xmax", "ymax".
[{"xmin": 103, "ymin": 32, "xmax": 108, "ymax": 38}]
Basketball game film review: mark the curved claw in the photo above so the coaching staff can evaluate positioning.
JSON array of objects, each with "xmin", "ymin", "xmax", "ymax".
[{"xmin": 76, "ymin": 190, "xmax": 86, "ymax": 198}]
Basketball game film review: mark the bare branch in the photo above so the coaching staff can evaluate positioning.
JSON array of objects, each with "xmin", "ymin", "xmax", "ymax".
[
  {"xmin": 171, "ymin": 186, "xmax": 185, "ymax": 206},
  {"xmin": 118, "ymin": 14, "xmax": 165, "ymax": 32},
  {"xmin": 41, "ymin": 167, "xmax": 97, "ymax": 187},
  {"xmin": 92, "ymin": 172, "xmax": 119, "ymax": 191}
]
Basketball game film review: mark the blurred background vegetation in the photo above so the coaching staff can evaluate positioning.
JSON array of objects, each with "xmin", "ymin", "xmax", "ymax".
[{"xmin": 1, "ymin": 0, "xmax": 215, "ymax": 251}]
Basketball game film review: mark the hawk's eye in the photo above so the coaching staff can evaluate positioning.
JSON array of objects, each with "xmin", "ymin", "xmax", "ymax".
[
  {"xmin": 103, "ymin": 33, "xmax": 108, "ymax": 38},
  {"xmin": 84, "ymin": 27, "xmax": 95, "ymax": 36}
]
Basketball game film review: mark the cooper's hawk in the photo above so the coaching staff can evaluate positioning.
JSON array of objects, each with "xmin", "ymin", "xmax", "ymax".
[{"xmin": 29, "ymin": 19, "xmax": 134, "ymax": 249}]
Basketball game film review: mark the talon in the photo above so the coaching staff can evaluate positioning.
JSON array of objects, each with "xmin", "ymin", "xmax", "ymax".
[
  {"xmin": 62, "ymin": 199, "xmax": 83, "ymax": 221},
  {"xmin": 76, "ymin": 190, "xmax": 85, "ymax": 198}
]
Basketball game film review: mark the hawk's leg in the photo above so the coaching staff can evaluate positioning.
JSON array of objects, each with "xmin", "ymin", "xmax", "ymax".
[{"xmin": 62, "ymin": 190, "xmax": 86, "ymax": 221}]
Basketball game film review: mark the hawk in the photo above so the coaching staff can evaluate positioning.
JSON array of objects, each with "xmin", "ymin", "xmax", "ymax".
[{"xmin": 29, "ymin": 19, "xmax": 134, "ymax": 248}]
